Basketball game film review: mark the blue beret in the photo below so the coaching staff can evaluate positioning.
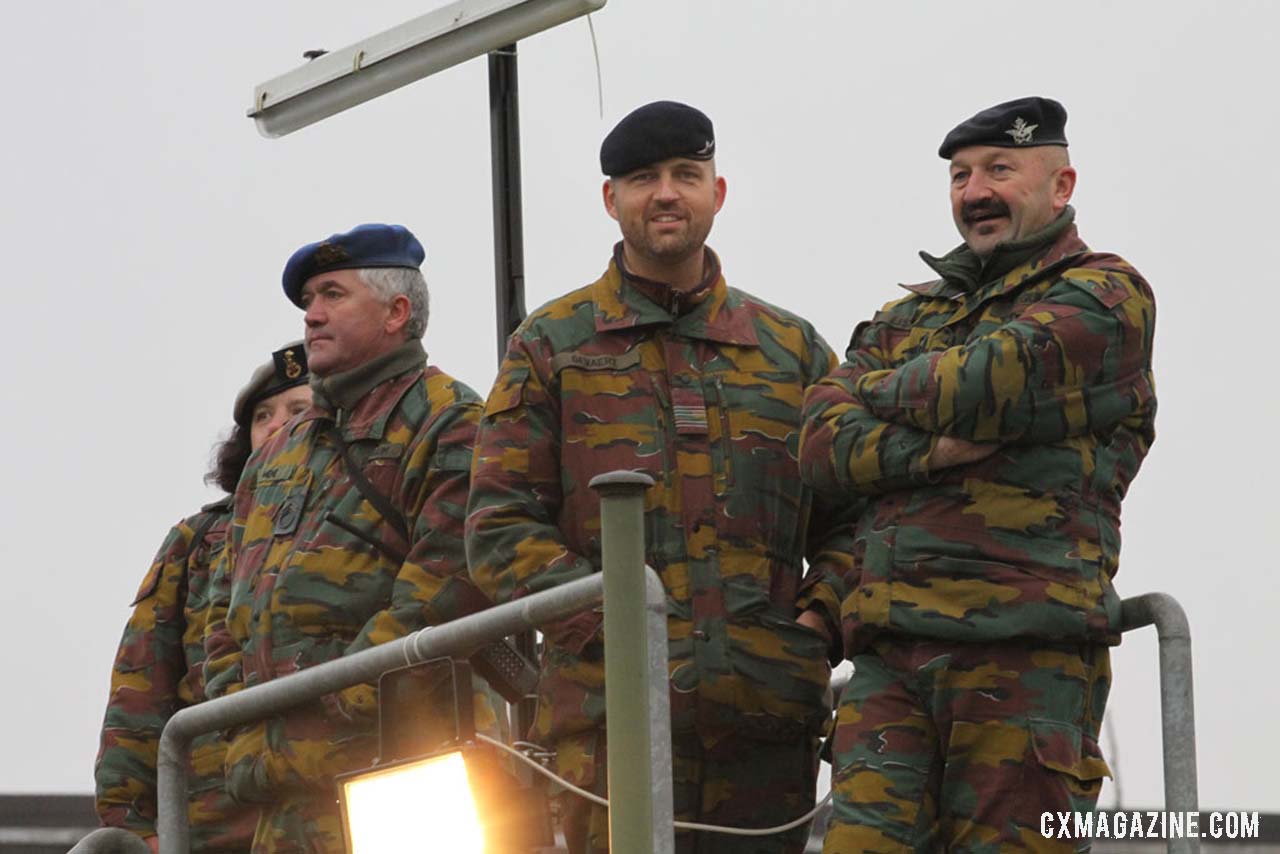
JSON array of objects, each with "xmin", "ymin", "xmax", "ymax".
[
  {"xmin": 282, "ymin": 223, "xmax": 425, "ymax": 308},
  {"xmin": 600, "ymin": 101, "xmax": 715, "ymax": 177},
  {"xmin": 938, "ymin": 96, "xmax": 1068, "ymax": 159}
]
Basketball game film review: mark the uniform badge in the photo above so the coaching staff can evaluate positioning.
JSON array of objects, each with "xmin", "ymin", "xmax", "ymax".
[
  {"xmin": 671, "ymin": 386, "xmax": 709, "ymax": 436},
  {"xmin": 273, "ymin": 484, "xmax": 308, "ymax": 537},
  {"xmin": 312, "ymin": 241, "xmax": 351, "ymax": 266},
  {"xmin": 272, "ymin": 345, "xmax": 309, "ymax": 383},
  {"xmin": 1005, "ymin": 117, "xmax": 1038, "ymax": 145}
]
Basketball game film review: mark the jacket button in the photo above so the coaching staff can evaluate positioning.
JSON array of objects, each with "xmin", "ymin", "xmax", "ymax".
[{"xmin": 692, "ymin": 630, "xmax": 709, "ymax": 641}]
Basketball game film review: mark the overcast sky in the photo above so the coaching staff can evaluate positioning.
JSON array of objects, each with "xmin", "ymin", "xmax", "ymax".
[{"xmin": 2, "ymin": 0, "xmax": 1276, "ymax": 813}]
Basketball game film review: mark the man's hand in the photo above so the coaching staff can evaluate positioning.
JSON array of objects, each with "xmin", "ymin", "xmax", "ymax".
[{"xmin": 929, "ymin": 436, "xmax": 1000, "ymax": 470}]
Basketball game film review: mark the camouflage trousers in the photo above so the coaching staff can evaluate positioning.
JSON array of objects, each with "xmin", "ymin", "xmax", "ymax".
[
  {"xmin": 823, "ymin": 639, "xmax": 1112, "ymax": 854},
  {"xmin": 245, "ymin": 796, "xmax": 344, "ymax": 854},
  {"xmin": 185, "ymin": 779, "xmax": 259, "ymax": 853},
  {"xmin": 560, "ymin": 729, "xmax": 819, "ymax": 854}
]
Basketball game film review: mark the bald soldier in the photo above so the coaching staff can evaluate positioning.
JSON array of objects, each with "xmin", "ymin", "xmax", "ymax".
[
  {"xmin": 800, "ymin": 97, "xmax": 1157, "ymax": 852},
  {"xmin": 467, "ymin": 101, "xmax": 856, "ymax": 853}
]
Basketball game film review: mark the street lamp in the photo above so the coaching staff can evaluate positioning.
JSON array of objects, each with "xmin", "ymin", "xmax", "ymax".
[{"xmin": 248, "ymin": 0, "xmax": 606, "ymax": 138}]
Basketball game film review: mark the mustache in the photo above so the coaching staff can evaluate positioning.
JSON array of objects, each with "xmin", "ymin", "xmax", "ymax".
[{"xmin": 962, "ymin": 199, "xmax": 1010, "ymax": 224}]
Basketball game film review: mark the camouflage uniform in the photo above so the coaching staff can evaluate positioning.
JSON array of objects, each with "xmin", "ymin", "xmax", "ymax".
[
  {"xmin": 95, "ymin": 497, "xmax": 258, "ymax": 852},
  {"xmin": 800, "ymin": 212, "xmax": 1156, "ymax": 852},
  {"xmin": 203, "ymin": 340, "xmax": 496, "ymax": 854},
  {"xmin": 467, "ymin": 247, "xmax": 856, "ymax": 853}
]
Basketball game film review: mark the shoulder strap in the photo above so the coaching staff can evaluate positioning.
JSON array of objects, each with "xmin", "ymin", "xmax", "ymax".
[
  {"xmin": 323, "ymin": 423, "xmax": 412, "ymax": 546},
  {"xmin": 190, "ymin": 509, "xmax": 222, "ymax": 550}
]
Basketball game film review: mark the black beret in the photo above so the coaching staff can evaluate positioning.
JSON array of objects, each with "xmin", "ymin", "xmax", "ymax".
[
  {"xmin": 233, "ymin": 341, "xmax": 310, "ymax": 427},
  {"xmin": 282, "ymin": 223, "xmax": 424, "ymax": 308},
  {"xmin": 938, "ymin": 96, "xmax": 1068, "ymax": 159},
  {"xmin": 600, "ymin": 101, "xmax": 715, "ymax": 177}
]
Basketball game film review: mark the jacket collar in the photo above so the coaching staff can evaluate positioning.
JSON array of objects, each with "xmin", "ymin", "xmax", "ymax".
[
  {"xmin": 591, "ymin": 245, "xmax": 759, "ymax": 346},
  {"xmin": 300, "ymin": 339, "xmax": 426, "ymax": 440},
  {"xmin": 200, "ymin": 495, "xmax": 234, "ymax": 514},
  {"xmin": 906, "ymin": 206, "xmax": 1085, "ymax": 300}
]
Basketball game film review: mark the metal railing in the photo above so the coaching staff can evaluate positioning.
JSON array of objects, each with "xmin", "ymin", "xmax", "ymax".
[
  {"xmin": 71, "ymin": 472, "xmax": 672, "ymax": 854},
  {"xmin": 70, "ymin": 483, "xmax": 1197, "ymax": 854},
  {"xmin": 1120, "ymin": 592, "xmax": 1199, "ymax": 854}
]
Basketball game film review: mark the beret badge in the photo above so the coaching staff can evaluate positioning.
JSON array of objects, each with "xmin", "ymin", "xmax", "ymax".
[
  {"xmin": 273, "ymin": 346, "xmax": 307, "ymax": 382},
  {"xmin": 312, "ymin": 242, "xmax": 351, "ymax": 266},
  {"xmin": 1005, "ymin": 117, "xmax": 1038, "ymax": 145}
]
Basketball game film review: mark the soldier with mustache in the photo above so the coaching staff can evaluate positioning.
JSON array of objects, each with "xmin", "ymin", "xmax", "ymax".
[{"xmin": 801, "ymin": 97, "xmax": 1157, "ymax": 852}]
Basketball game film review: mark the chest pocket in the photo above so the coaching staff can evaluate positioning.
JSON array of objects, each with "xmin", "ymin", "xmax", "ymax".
[
  {"xmin": 558, "ymin": 360, "xmax": 667, "ymax": 485},
  {"xmin": 875, "ymin": 308, "xmax": 959, "ymax": 361},
  {"xmin": 964, "ymin": 280, "xmax": 1052, "ymax": 340},
  {"xmin": 239, "ymin": 465, "xmax": 314, "ymax": 584},
  {"xmin": 248, "ymin": 468, "xmax": 311, "ymax": 540},
  {"xmin": 709, "ymin": 369, "xmax": 808, "ymax": 562}
]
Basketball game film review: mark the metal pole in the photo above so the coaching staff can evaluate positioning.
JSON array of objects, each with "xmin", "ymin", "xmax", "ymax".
[
  {"xmin": 487, "ymin": 42, "xmax": 537, "ymax": 754},
  {"xmin": 1120, "ymin": 592, "xmax": 1199, "ymax": 854},
  {"xmin": 590, "ymin": 471, "xmax": 674, "ymax": 854},
  {"xmin": 488, "ymin": 42, "xmax": 527, "ymax": 361},
  {"xmin": 155, "ymin": 574, "xmax": 607, "ymax": 854}
]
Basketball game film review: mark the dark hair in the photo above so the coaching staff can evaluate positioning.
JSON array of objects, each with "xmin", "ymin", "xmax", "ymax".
[{"xmin": 205, "ymin": 425, "xmax": 253, "ymax": 494}]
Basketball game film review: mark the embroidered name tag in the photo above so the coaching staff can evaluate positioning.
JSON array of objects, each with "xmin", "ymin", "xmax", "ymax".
[
  {"xmin": 550, "ymin": 350, "xmax": 641, "ymax": 374},
  {"xmin": 258, "ymin": 465, "xmax": 296, "ymax": 485}
]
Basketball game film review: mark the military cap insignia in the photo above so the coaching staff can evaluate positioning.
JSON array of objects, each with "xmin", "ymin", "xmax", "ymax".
[
  {"xmin": 272, "ymin": 346, "xmax": 309, "ymax": 382},
  {"xmin": 312, "ymin": 242, "xmax": 351, "ymax": 266},
  {"xmin": 1005, "ymin": 117, "xmax": 1038, "ymax": 145}
]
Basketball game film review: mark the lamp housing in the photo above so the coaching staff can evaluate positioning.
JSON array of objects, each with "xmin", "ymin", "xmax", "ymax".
[
  {"xmin": 248, "ymin": 0, "xmax": 607, "ymax": 137},
  {"xmin": 337, "ymin": 657, "xmax": 550, "ymax": 854}
]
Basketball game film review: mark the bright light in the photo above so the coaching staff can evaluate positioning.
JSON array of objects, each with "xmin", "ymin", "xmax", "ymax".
[{"xmin": 341, "ymin": 751, "xmax": 485, "ymax": 854}]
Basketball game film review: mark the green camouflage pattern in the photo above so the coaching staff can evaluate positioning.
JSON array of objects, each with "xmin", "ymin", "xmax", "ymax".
[
  {"xmin": 467, "ymin": 250, "xmax": 856, "ymax": 779},
  {"xmin": 823, "ymin": 639, "xmax": 1111, "ymax": 853},
  {"xmin": 800, "ymin": 223, "xmax": 1156, "ymax": 652},
  {"xmin": 95, "ymin": 498, "xmax": 258, "ymax": 851},
  {"xmin": 203, "ymin": 345, "xmax": 499, "ymax": 853},
  {"xmin": 562, "ymin": 731, "xmax": 818, "ymax": 854},
  {"xmin": 244, "ymin": 796, "xmax": 344, "ymax": 854}
]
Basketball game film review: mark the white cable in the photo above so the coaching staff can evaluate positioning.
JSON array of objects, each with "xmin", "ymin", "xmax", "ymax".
[
  {"xmin": 672, "ymin": 794, "xmax": 831, "ymax": 836},
  {"xmin": 478, "ymin": 733, "xmax": 609, "ymax": 808},
  {"xmin": 586, "ymin": 14, "xmax": 604, "ymax": 119},
  {"xmin": 476, "ymin": 734, "xmax": 832, "ymax": 837}
]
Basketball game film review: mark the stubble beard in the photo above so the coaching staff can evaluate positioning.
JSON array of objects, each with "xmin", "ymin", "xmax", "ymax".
[{"xmin": 625, "ymin": 217, "xmax": 711, "ymax": 272}]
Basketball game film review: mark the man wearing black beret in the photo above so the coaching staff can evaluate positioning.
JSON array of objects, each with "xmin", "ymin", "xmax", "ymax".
[
  {"xmin": 468, "ymin": 101, "xmax": 857, "ymax": 852},
  {"xmin": 203, "ymin": 224, "xmax": 505, "ymax": 853},
  {"xmin": 802, "ymin": 97, "xmax": 1158, "ymax": 851}
]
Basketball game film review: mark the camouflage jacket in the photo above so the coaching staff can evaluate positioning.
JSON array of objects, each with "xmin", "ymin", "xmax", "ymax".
[
  {"xmin": 800, "ymin": 218, "xmax": 1156, "ymax": 654},
  {"xmin": 467, "ymin": 249, "xmax": 856, "ymax": 757},
  {"xmin": 95, "ymin": 497, "xmax": 258, "ymax": 850},
  {"xmin": 203, "ymin": 340, "xmax": 492, "ymax": 804}
]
